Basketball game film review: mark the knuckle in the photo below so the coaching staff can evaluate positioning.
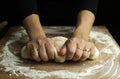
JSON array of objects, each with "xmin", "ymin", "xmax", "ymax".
[
  {"xmin": 46, "ymin": 37, "xmax": 51, "ymax": 40},
  {"xmin": 81, "ymin": 39, "xmax": 86, "ymax": 43},
  {"xmin": 46, "ymin": 38, "xmax": 52, "ymax": 43},
  {"xmin": 37, "ymin": 39, "xmax": 42, "ymax": 45}
]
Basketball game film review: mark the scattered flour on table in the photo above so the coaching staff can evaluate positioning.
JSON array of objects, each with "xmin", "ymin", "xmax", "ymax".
[{"xmin": 0, "ymin": 28, "xmax": 120, "ymax": 79}]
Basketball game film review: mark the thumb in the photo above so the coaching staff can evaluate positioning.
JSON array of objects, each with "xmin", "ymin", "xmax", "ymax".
[
  {"xmin": 59, "ymin": 45, "xmax": 67, "ymax": 55},
  {"xmin": 55, "ymin": 46, "xmax": 60, "ymax": 53}
]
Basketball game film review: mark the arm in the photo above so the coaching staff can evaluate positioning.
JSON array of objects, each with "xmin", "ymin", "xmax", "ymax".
[
  {"xmin": 72, "ymin": 10, "xmax": 95, "ymax": 41},
  {"xmin": 60, "ymin": 0, "xmax": 99, "ymax": 61},
  {"xmin": 23, "ymin": 14, "xmax": 46, "ymax": 40},
  {"xmin": 18, "ymin": 0, "xmax": 45, "ymax": 40},
  {"xmin": 73, "ymin": 0, "xmax": 99, "ymax": 40},
  {"xmin": 19, "ymin": 0, "xmax": 55, "ymax": 62}
]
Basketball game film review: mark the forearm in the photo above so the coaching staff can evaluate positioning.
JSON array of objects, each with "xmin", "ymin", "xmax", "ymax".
[
  {"xmin": 72, "ymin": 10, "xmax": 95, "ymax": 41},
  {"xmin": 23, "ymin": 14, "xmax": 46, "ymax": 40}
]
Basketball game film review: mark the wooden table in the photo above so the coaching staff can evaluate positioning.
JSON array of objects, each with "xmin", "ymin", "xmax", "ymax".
[{"xmin": 0, "ymin": 26, "xmax": 120, "ymax": 79}]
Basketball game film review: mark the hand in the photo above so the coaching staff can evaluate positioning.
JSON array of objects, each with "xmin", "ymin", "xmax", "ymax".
[
  {"xmin": 26, "ymin": 37, "xmax": 56, "ymax": 62},
  {"xmin": 60, "ymin": 37, "xmax": 95, "ymax": 61}
]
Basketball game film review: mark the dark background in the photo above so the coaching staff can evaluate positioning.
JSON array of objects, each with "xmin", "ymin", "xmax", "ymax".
[
  {"xmin": 0, "ymin": 0, "xmax": 120, "ymax": 46},
  {"xmin": 96, "ymin": 0, "xmax": 120, "ymax": 46}
]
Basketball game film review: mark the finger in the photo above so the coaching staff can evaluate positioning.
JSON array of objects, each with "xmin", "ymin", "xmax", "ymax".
[
  {"xmin": 26, "ymin": 42, "xmax": 33, "ymax": 59},
  {"xmin": 77, "ymin": 40, "xmax": 87, "ymax": 61},
  {"xmin": 38, "ymin": 40, "xmax": 48, "ymax": 62},
  {"xmin": 80, "ymin": 47, "xmax": 90, "ymax": 61},
  {"xmin": 31, "ymin": 44, "xmax": 41, "ymax": 62},
  {"xmin": 77, "ymin": 39, "xmax": 86, "ymax": 51},
  {"xmin": 89, "ymin": 45, "xmax": 95, "ymax": 58},
  {"xmin": 60, "ymin": 45, "xmax": 67, "ymax": 55},
  {"xmin": 84, "ymin": 43, "xmax": 92, "ymax": 58},
  {"xmin": 55, "ymin": 46, "xmax": 60, "ymax": 53},
  {"xmin": 66, "ymin": 39, "xmax": 76, "ymax": 60},
  {"xmin": 72, "ymin": 49, "xmax": 83, "ymax": 61},
  {"xmin": 77, "ymin": 39, "xmax": 85, "ymax": 55},
  {"xmin": 45, "ymin": 42, "xmax": 55, "ymax": 60}
]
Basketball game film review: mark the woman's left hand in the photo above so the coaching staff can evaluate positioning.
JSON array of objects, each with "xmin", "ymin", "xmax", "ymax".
[{"xmin": 60, "ymin": 37, "xmax": 95, "ymax": 61}]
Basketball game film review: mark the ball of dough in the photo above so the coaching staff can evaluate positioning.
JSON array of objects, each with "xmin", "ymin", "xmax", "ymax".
[
  {"xmin": 51, "ymin": 36, "xmax": 68, "ymax": 49},
  {"xmin": 54, "ymin": 47, "xmax": 66, "ymax": 63},
  {"xmin": 51, "ymin": 36, "xmax": 68, "ymax": 63}
]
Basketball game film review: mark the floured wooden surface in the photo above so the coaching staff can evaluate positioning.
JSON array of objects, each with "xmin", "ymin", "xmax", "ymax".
[{"xmin": 0, "ymin": 26, "xmax": 120, "ymax": 79}]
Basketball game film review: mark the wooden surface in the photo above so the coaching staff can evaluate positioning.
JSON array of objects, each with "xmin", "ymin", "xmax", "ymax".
[{"xmin": 0, "ymin": 26, "xmax": 120, "ymax": 79}]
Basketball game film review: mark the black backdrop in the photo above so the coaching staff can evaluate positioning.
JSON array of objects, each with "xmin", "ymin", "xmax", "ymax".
[
  {"xmin": 0, "ymin": 0, "xmax": 120, "ymax": 45},
  {"xmin": 95, "ymin": 0, "xmax": 120, "ymax": 46}
]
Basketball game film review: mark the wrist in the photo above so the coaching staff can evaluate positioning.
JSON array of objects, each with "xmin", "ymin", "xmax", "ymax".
[
  {"xmin": 23, "ymin": 14, "xmax": 46, "ymax": 40},
  {"xmin": 26, "ymin": 26, "xmax": 46, "ymax": 40},
  {"xmin": 72, "ymin": 25, "xmax": 90, "ymax": 41},
  {"xmin": 73, "ymin": 10, "xmax": 95, "ymax": 41}
]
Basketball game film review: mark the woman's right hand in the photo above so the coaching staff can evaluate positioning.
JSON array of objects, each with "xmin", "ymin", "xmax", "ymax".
[
  {"xmin": 22, "ymin": 14, "xmax": 58, "ymax": 62},
  {"xmin": 26, "ymin": 37, "xmax": 56, "ymax": 62}
]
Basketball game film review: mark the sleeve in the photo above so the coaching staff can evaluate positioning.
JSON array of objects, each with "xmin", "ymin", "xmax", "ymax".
[
  {"xmin": 80, "ymin": 0, "xmax": 99, "ymax": 15},
  {"xmin": 18, "ymin": 0, "xmax": 39, "ymax": 20}
]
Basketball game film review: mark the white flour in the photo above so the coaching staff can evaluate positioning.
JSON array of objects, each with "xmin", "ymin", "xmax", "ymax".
[
  {"xmin": 0, "ymin": 27, "xmax": 120, "ymax": 79},
  {"xmin": 90, "ymin": 29, "xmax": 120, "ymax": 55}
]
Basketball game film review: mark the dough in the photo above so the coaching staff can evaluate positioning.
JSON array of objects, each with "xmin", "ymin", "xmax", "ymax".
[
  {"xmin": 21, "ymin": 36, "xmax": 100, "ymax": 63},
  {"xmin": 21, "ymin": 46, "xmax": 30, "ymax": 59},
  {"xmin": 51, "ymin": 36, "xmax": 67, "ymax": 63},
  {"xmin": 89, "ymin": 46, "xmax": 100, "ymax": 59}
]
